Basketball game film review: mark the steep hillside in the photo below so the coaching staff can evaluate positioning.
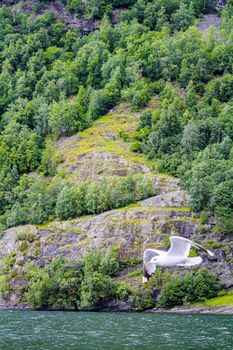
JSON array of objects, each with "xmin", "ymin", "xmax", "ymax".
[
  {"xmin": 55, "ymin": 103, "xmax": 155, "ymax": 182},
  {"xmin": 0, "ymin": 104, "xmax": 232, "ymax": 309},
  {"xmin": 0, "ymin": 0, "xmax": 232, "ymax": 311},
  {"xmin": 1, "ymin": 0, "xmax": 100, "ymax": 33}
]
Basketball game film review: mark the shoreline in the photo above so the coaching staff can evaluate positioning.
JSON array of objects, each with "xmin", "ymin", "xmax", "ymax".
[
  {"xmin": 150, "ymin": 306, "xmax": 233, "ymax": 315},
  {"xmin": 1, "ymin": 304, "xmax": 233, "ymax": 315}
]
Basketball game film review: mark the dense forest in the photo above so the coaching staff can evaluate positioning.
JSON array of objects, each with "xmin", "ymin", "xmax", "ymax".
[
  {"xmin": 0, "ymin": 0, "xmax": 232, "ymax": 310},
  {"xmin": 0, "ymin": 0, "xmax": 232, "ymax": 235}
]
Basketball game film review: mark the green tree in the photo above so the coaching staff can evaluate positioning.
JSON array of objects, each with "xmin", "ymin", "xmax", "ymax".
[
  {"xmin": 181, "ymin": 121, "xmax": 201, "ymax": 156},
  {"xmin": 158, "ymin": 269, "xmax": 218, "ymax": 307},
  {"xmin": 56, "ymin": 184, "xmax": 86, "ymax": 220}
]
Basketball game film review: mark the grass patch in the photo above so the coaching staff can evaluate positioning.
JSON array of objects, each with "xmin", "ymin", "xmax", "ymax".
[
  {"xmin": 15, "ymin": 232, "xmax": 37, "ymax": 243},
  {"xmin": 203, "ymin": 294, "xmax": 233, "ymax": 307}
]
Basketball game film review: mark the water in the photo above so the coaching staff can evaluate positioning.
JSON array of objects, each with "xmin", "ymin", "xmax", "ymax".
[{"xmin": 0, "ymin": 311, "xmax": 232, "ymax": 350}]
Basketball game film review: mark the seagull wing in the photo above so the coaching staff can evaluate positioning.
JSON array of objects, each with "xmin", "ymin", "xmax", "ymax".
[
  {"xmin": 143, "ymin": 249, "xmax": 165, "ymax": 282},
  {"xmin": 167, "ymin": 236, "xmax": 191, "ymax": 258},
  {"xmin": 186, "ymin": 239, "xmax": 215, "ymax": 258},
  {"xmin": 177, "ymin": 256, "xmax": 202, "ymax": 267},
  {"xmin": 167, "ymin": 236, "xmax": 215, "ymax": 259}
]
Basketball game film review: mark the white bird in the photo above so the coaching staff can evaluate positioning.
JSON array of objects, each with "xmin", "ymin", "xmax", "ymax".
[{"xmin": 143, "ymin": 236, "xmax": 216, "ymax": 283}]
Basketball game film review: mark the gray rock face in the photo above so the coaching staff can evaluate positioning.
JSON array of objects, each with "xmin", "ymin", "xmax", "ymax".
[
  {"xmin": 141, "ymin": 190, "xmax": 189, "ymax": 207},
  {"xmin": 0, "ymin": 1, "xmax": 100, "ymax": 33},
  {"xmin": 0, "ymin": 197, "xmax": 232, "ymax": 303},
  {"xmin": 0, "ymin": 102, "xmax": 232, "ymax": 308},
  {"xmin": 0, "ymin": 136, "xmax": 232, "ymax": 308},
  {"xmin": 197, "ymin": 14, "xmax": 220, "ymax": 38}
]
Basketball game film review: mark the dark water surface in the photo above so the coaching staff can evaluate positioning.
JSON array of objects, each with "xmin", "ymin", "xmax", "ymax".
[{"xmin": 0, "ymin": 311, "xmax": 232, "ymax": 350}]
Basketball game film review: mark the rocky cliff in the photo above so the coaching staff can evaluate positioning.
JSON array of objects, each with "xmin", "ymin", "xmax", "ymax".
[
  {"xmin": 0, "ymin": 0, "xmax": 100, "ymax": 33},
  {"xmin": 0, "ymin": 103, "xmax": 232, "ymax": 309}
]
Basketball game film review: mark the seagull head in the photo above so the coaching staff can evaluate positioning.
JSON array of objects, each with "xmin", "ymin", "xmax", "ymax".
[{"xmin": 151, "ymin": 256, "xmax": 159, "ymax": 264}]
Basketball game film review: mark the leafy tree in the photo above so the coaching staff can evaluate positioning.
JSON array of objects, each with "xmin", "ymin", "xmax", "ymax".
[
  {"xmin": 67, "ymin": 0, "xmax": 84, "ymax": 13},
  {"xmin": 48, "ymin": 99, "xmax": 85, "ymax": 136},
  {"xmin": 171, "ymin": 3, "xmax": 195, "ymax": 32},
  {"xmin": 56, "ymin": 184, "xmax": 86, "ymax": 220},
  {"xmin": 211, "ymin": 180, "xmax": 233, "ymax": 233},
  {"xmin": 80, "ymin": 272, "xmax": 116, "ymax": 309},
  {"xmin": 181, "ymin": 121, "xmax": 201, "ymax": 156},
  {"xmin": 158, "ymin": 269, "xmax": 218, "ymax": 307},
  {"xmin": 122, "ymin": 79, "xmax": 151, "ymax": 108},
  {"xmin": 26, "ymin": 266, "xmax": 59, "ymax": 309}
]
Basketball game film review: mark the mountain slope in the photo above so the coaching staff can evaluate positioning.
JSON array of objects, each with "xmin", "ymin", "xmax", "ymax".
[{"xmin": 0, "ymin": 103, "xmax": 232, "ymax": 309}]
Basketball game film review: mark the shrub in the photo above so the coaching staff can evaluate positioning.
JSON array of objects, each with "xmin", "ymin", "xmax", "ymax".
[
  {"xmin": 19, "ymin": 241, "xmax": 28, "ymax": 254},
  {"xmin": 56, "ymin": 184, "xmax": 86, "ymax": 220},
  {"xmin": 130, "ymin": 141, "xmax": 142, "ymax": 153},
  {"xmin": 25, "ymin": 248, "xmax": 120, "ymax": 310},
  {"xmin": 100, "ymin": 246, "xmax": 119, "ymax": 276},
  {"xmin": 48, "ymin": 100, "xmax": 85, "ymax": 137},
  {"xmin": 80, "ymin": 272, "xmax": 116, "ymax": 309},
  {"xmin": 16, "ymin": 232, "xmax": 37, "ymax": 242},
  {"xmin": 134, "ymin": 176, "xmax": 154, "ymax": 200},
  {"xmin": 158, "ymin": 269, "xmax": 218, "ymax": 307},
  {"xmin": 26, "ymin": 267, "xmax": 59, "ymax": 309},
  {"xmin": 205, "ymin": 74, "xmax": 233, "ymax": 103},
  {"xmin": 122, "ymin": 80, "xmax": 151, "ymax": 109},
  {"xmin": 0, "ymin": 275, "xmax": 11, "ymax": 299}
]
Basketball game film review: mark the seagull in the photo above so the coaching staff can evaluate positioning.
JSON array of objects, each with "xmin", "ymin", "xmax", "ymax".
[{"xmin": 143, "ymin": 236, "xmax": 216, "ymax": 283}]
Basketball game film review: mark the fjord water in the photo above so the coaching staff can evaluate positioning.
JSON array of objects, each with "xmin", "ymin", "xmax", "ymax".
[{"xmin": 0, "ymin": 311, "xmax": 232, "ymax": 350}]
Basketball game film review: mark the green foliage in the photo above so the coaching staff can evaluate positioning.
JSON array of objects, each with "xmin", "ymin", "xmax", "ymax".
[
  {"xmin": 39, "ymin": 140, "xmax": 58, "ymax": 176},
  {"xmin": 122, "ymin": 80, "xmax": 151, "ymax": 109},
  {"xmin": 0, "ymin": 274, "xmax": 11, "ymax": 299},
  {"xmin": 134, "ymin": 176, "xmax": 154, "ymax": 199},
  {"xmin": 26, "ymin": 266, "xmax": 58, "ymax": 309},
  {"xmin": 6, "ymin": 174, "xmax": 58, "ymax": 227},
  {"xmin": 66, "ymin": 0, "xmax": 84, "ymax": 13},
  {"xmin": 80, "ymin": 272, "xmax": 116, "ymax": 309},
  {"xmin": 205, "ymin": 75, "xmax": 233, "ymax": 103},
  {"xmin": 16, "ymin": 232, "xmax": 37, "ymax": 243},
  {"xmin": 56, "ymin": 184, "xmax": 86, "ymax": 220},
  {"xmin": 171, "ymin": 3, "xmax": 195, "ymax": 31},
  {"xmin": 84, "ymin": 247, "xmax": 119, "ymax": 277},
  {"xmin": 3, "ymin": 171, "xmax": 154, "ymax": 228},
  {"xmin": 44, "ymin": 46, "xmax": 63, "ymax": 64},
  {"xmin": 158, "ymin": 269, "xmax": 218, "ymax": 307},
  {"xmin": 55, "ymin": 175, "xmax": 154, "ymax": 221},
  {"xmin": 0, "ymin": 1, "xmax": 231, "ymax": 236},
  {"xmin": 130, "ymin": 141, "xmax": 142, "ymax": 153},
  {"xmin": 48, "ymin": 99, "xmax": 86, "ymax": 136},
  {"xmin": 129, "ymin": 290, "xmax": 154, "ymax": 310},
  {"xmin": 26, "ymin": 248, "xmax": 120, "ymax": 310},
  {"xmin": 19, "ymin": 241, "xmax": 28, "ymax": 254}
]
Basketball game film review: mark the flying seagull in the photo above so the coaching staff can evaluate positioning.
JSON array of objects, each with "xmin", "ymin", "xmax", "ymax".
[{"xmin": 143, "ymin": 236, "xmax": 216, "ymax": 283}]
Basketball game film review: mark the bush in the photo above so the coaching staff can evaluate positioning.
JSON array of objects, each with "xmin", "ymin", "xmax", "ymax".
[
  {"xmin": 83, "ymin": 247, "xmax": 119, "ymax": 277},
  {"xmin": 205, "ymin": 74, "xmax": 233, "ymax": 103},
  {"xmin": 80, "ymin": 272, "xmax": 116, "ymax": 309},
  {"xmin": 100, "ymin": 246, "xmax": 119, "ymax": 276},
  {"xmin": 122, "ymin": 79, "xmax": 151, "ymax": 109},
  {"xmin": 130, "ymin": 141, "xmax": 142, "ymax": 153},
  {"xmin": 19, "ymin": 241, "xmax": 28, "ymax": 254},
  {"xmin": 26, "ymin": 267, "xmax": 59, "ymax": 309},
  {"xmin": 135, "ymin": 175, "xmax": 154, "ymax": 200},
  {"xmin": 56, "ymin": 184, "xmax": 86, "ymax": 220},
  {"xmin": 0, "ymin": 275, "xmax": 11, "ymax": 299},
  {"xmin": 16, "ymin": 232, "xmax": 37, "ymax": 242},
  {"xmin": 25, "ymin": 248, "xmax": 120, "ymax": 310},
  {"xmin": 48, "ymin": 100, "xmax": 85, "ymax": 137},
  {"xmin": 158, "ymin": 269, "xmax": 218, "ymax": 307}
]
